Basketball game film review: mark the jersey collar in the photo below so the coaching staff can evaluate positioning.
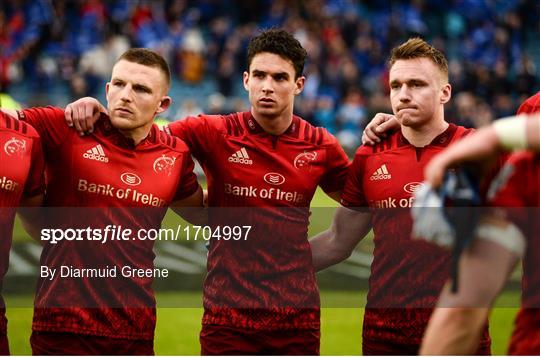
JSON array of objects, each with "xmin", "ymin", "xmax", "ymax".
[
  {"xmin": 98, "ymin": 114, "xmax": 158, "ymax": 149},
  {"xmin": 398, "ymin": 122, "xmax": 458, "ymax": 148},
  {"xmin": 243, "ymin": 112, "xmax": 300, "ymax": 137}
]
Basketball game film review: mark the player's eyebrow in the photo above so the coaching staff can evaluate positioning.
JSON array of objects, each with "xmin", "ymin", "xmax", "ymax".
[
  {"xmin": 252, "ymin": 69, "xmax": 290, "ymax": 79},
  {"xmin": 132, "ymin": 83, "xmax": 152, "ymax": 93},
  {"xmin": 408, "ymin": 78, "xmax": 427, "ymax": 84},
  {"xmin": 272, "ymin": 72, "xmax": 290, "ymax": 80},
  {"xmin": 389, "ymin": 78, "xmax": 427, "ymax": 86},
  {"xmin": 111, "ymin": 77, "xmax": 152, "ymax": 93}
]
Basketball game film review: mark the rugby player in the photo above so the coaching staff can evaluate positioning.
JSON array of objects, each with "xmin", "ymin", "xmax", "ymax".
[
  {"xmin": 2, "ymin": 48, "xmax": 203, "ymax": 355},
  {"xmin": 309, "ymin": 38, "xmax": 491, "ymax": 354},
  {"xmin": 418, "ymin": 113, "xmax": 540, "ymax": 354}
]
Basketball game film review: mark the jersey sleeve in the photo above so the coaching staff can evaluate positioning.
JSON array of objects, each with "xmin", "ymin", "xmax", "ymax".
[
  {"xmin": 17, "ymin": 106, "xmax": 71, "ymax": 149},
  {"xmin": 340, "ymin": 147, "xmax": 370, "ymax": 211},
  {"xmin": 23, "ymin": 134, "xmax": 46, "ymax": 198},
  {"xmin": 173, "ymin": 152, "xmax": 200, "ymax": 201},
  {"xmin": 487, "ymin": 152, "xmax": 534, "ymax": 233},
  {"xmin": 319, "ymin": 135, "xmax": 350, "ymax": 194},
  {"xmin": 166, "ymin": 115, "xmax": 216, "ymax": 161}
]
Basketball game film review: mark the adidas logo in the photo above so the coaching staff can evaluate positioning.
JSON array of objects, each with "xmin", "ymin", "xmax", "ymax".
[
  {"xmin": 370, "ymin": 164, "xmax": 391, "ymax": 181},
  {"xmin": 228, "ymin": 147, "xmax": 253, "ymax": 165},
  {"xmin": 83, "ymin": 144, "xmax": 109, "ymax": 163}
]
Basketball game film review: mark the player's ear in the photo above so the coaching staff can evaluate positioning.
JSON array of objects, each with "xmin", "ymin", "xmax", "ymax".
[
  {"xmin": 105, "ymin": 82, "xmax": 112, "ymax": 104},
  {"xmin": 440, "ymin": 83, "xmax": 451, "ymax": 104},
  {"xmin": 156, "ymin": 96, "xmax": 172, "ymax": 114},
  {"xmin": 294, "ymin": 76, "xmax": 305, "ymax": 95},
  {"xmin": 243, "ymin": 71, "xmax": 249, "ymax": 91}
]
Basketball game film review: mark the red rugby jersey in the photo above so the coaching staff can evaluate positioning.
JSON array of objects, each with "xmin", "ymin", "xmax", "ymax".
[
  {"xmin": 517, "ymin": 92, "xmax": 540, "ymax": 114},
  {"xmin": 488, "ymin": 151, "xmax": 540, "ymax": 355},
  {"xmin": 341, "ymin": 123, "xmax": 490, "ymax": 345},
  {"xmin": 0, "ymin": 112, "xmax": 44, "ymax": 333},
  {"xmin": 19, "ymin": 106, "xmax": 199, "ymax": 340},
  {"xmin": 167, "ymin": 112, "xmax": 349, "ymax": 330}
]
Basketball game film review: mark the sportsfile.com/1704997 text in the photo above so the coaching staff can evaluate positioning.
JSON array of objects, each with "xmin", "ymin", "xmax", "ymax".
[{"xmin": 40, "ymin": 225, "xmax": 252, "ymax": 244}]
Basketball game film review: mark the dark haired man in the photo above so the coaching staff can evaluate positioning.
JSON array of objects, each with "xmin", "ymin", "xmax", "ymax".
[
  {"xmin": 2, "ymin": 48, "xmax": 203, "ymax": 354},
  {"xmin": 67, "ymin": 29, "xmax": 350, "ymax": 355},
  {"xmin": 310, "ymin": 38, "xmax": 491, "ymax": 355}
]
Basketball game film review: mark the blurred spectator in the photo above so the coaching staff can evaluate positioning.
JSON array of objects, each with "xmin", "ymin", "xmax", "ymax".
[
  {"xmin": 515, "ymin": 55, "xmax": 537, "ymax": 96},
  {"xmin": 174, "ymin": 98, "xmax": 203, "ymax": 120},
  {"xmin": 492, "ymin": 93, "xmax": 515, "ymax": 118},
  {"xmin": 206, "ymin": 92, "xmax": 227, "ymax": 115},
  {"xmin": 336, "ymin": 87, "xmax": 368, "ymax": 151},
  {"xmin": 69, "ymin": 73, "xmax": 90, "ymax": 99},
  {"xmin": 451, "ymin": 91, "xmax": 478, "ymax": 128},
  {"xmin": 1, "ymin": 0, "xmax": 539, "ymax": 149},
  {"xmin": 76, "ymin": 32, "xmax": 130, "ymax": 98},
  {"xmin": 313, "ymin": 95, "xmax": 336, "ymax": 133},
  {"xmin": 79, "ymin": 33, "xmax": 130, "ymax": 80},
  {"xmin": 450, "ymin": 91, "xmax": 494, "ymax": 128},
  {"xmin": 176, "ymin": 29, "xmax": 205, "ymax": 83}
]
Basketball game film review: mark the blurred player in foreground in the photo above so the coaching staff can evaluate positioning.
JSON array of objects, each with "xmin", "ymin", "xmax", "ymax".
[
  {"xmin": 310, "ymin": 38, "xmax": 491, "ymax": 354},
  {"xmin": 2, "ymin": 48, "xmax": 203, "ymax": 355},
  {"xmin": 64, "ymin": 29, "xmax": 350, "ymax": 355},
  {"xmin": 0, "ymin": 112, "xmax": 44, "ymax": 354},
  {"xmin": 516, "ymin": 91, "xmax": 540, "ymax": 115},
  {"xmin": 414, "ymin": 113, "xmax": 540, "ymax": 354}
]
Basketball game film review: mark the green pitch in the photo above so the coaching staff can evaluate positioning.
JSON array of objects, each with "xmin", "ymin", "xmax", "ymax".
[{"xmin": 4, "ymin": 291, "xmax": 519, "ymax": 355}]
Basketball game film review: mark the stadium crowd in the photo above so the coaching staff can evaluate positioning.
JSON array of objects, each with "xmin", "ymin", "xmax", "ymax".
[{"xmin": 1, "ymin": 0, "xmax": 539, "ymax": 151}]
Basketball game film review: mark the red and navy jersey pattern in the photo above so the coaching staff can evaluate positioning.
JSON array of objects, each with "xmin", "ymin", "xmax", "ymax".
[
  {"xmin": 167, "ymin": 112, "xmax": 349, "ymax": 330},
  {"xmin": 19, "ymin": 106, "xmax": 199, "ymax": 340},
  {"xmin": 488, "ymin": 151, "xmax": 540, "ymax": 354},
  {"xmin": 342, "ymin": 124, "xmax": 490, "ymax": 345},
  {"xmin": 0, "ymin": 112, "xmax": 44, "ymax": 333}
]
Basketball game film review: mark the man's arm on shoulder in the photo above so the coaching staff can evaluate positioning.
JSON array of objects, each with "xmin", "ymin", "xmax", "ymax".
[
  {"xmin": 65, "ymin": 97, "xmax": 107, "ymax": 134},
  {"xmin": 362, "ymin": 113, "xmax": 399, "ymax": 145},
  {"xmin": 421, "ymin": 218, "xmax": 522, "ymax": 355},
  {"xmin": 310, "ymin": 206, "xmax": 371, "ymax": 271}
]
